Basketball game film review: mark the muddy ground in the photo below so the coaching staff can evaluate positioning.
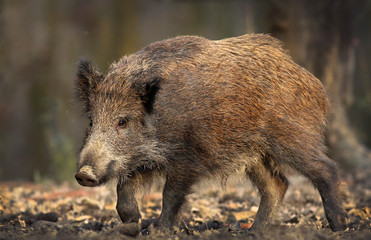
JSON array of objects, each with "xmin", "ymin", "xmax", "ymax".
[{"xmin": 0, "ymin": 169, "xmax": 370, "ymax": 240}]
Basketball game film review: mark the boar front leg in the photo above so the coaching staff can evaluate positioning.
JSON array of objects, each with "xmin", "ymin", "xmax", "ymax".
[
  {"xmin": 158, "ymin": 172, "xmax": 198, "ymax": 229},
  {"xmin": 116, "ymin": 181, "xmax": 141, "ymax": 223}
]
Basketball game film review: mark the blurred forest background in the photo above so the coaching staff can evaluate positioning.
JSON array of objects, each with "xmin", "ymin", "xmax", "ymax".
[{"xmin": 0, "ymin": 0, "xmax": 370, "ymax": 182}]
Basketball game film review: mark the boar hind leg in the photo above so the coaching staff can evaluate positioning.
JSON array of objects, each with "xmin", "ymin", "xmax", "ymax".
[
  {"xmin": 247, "ymin": 159, "xmax": 288, "ymax": 231},
  {"xmin": 291, "ymin": 152, "xmax": 347, "ymax": 231},
  {"xmin": 158, "ymin": 172, "xmax": 198, "ymax": 229},
  {"xmin": 116, "ymin": 182, "xmax": 141, "ymax": 223}
]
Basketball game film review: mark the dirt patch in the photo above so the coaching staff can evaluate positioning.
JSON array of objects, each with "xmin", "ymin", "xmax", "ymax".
[{"xmin": 0, "ymin": 170, "xmax": 370, "ymax": 239}]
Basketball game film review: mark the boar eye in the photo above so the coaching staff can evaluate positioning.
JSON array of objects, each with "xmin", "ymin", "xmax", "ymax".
[{"xmin": 117, "ymin": 118, "xmax": 128, "ymax": 129}]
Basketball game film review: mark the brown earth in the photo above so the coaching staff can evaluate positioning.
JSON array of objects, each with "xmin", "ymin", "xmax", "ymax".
[{"xmin": 0, "ymin": 169, "xmax": 370, "ymax": 240}]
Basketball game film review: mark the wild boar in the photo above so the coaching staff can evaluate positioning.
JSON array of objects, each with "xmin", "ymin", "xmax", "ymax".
[{"xmin": 74, "ymin": 34, "xmax": 347, "ymax": 231}]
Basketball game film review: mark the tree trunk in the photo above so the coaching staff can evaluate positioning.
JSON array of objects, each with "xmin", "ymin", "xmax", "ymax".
[{"xmin": 268, "ymin": 0, "xmax": 371, "ymax": 169}]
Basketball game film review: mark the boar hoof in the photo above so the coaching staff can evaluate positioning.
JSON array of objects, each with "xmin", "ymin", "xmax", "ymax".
[
  {"xmin": 117, "ymin": 205, "xmax": 141, "ymax": 223},
  {"xmin": 328, "ymin": 213, "xmax": 347, "ymax": 232},
  {"xmin": 157, "ymin": 217, "xmax": 175, "ymax": 230}
]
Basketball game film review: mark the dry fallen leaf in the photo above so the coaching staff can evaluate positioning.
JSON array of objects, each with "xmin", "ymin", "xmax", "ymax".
[
  {"xmin": 233, "ymin": 211, "xmax": 256, "ymax": 221},
  {"xmin": 349, "ymin": 208, "xmax": 370, "ymax": 220},
  {"xmin": 73, "ymin": 215, "xmax": 93, "ymax": 223},
  {"xmin": 240, "ymin": 222, "xmax": 253, "ymax": 230},
  {"xmin": 80, "ymin": 198, "xmax": 101, "ymax": 210}
]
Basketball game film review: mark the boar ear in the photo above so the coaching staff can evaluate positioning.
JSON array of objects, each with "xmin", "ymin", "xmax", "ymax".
[
  {"xmin": 134, "ymin": 77, "xmax": 161, "ymax": 114},
  {"xmin": 75, "ymin": 59, "xmax": 103, "ymax": 111}
]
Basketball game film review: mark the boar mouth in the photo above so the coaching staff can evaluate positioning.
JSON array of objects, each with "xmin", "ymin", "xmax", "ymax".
[{"xmin": 94, "ymin": 160, "xmax": 118, "ymax": 185}]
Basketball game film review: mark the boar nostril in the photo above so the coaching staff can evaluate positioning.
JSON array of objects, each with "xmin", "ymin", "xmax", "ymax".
[
  {"xmin": 75, "ymin": 176, "xmax": 83, "ymax": 182},
  {"xmin": 75, "ymin": 167, "xmax": 99, "ymax": 187}
]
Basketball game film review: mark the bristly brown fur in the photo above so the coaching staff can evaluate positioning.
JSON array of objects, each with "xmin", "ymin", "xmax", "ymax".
[{"xmin": 75, "ymin": 34, "xmax": 346, "ymax": 232}]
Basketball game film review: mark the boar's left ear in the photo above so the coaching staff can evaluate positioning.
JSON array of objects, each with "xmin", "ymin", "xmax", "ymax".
[
  {"xmin": 75, "ymin": 59, "xmax": 103, "ymax": 111},
  {"xmin": 133, "ymin": 77, "xmax": 161, "ymax": 114}
]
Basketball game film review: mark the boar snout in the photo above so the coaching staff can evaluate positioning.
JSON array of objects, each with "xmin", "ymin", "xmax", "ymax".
[{"xmin": 75, "ymin": 165, "xmax": 99, "ymax": 187}]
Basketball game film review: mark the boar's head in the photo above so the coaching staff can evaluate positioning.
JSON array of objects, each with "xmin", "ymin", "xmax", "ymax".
[{"xmin": 74, "ymin": 59, "xmax": 165, "ymax": 187}]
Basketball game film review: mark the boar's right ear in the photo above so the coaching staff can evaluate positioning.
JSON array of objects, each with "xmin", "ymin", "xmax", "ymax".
[
  {"xmin": 133, "ymin": 77, "xmax": 161, "ymax": 114},
  {"xmin": 75, "ymin": 59, "xmax": 103, "ymax": 111}
]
